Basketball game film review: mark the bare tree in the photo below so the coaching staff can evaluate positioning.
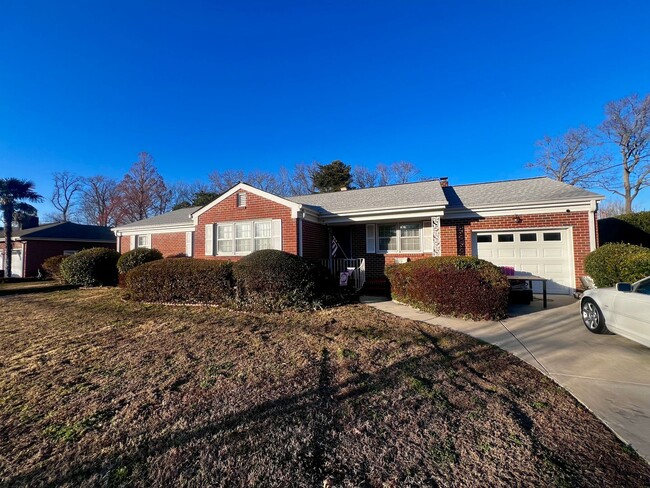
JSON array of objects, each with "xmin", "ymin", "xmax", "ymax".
[
  {"xmin": 50, "ymin": 171, "xmax": 83, "ymax": 222},
  {"xmin": 352, "ymin": 166, "xmax": 378, "ymax": 188},
  {"xmin": 598, "ymin": 199, "xmax": 629, "ymax": 219},
  {"xmin": 80, "ymin": 176, "xmax": 122, "ymax": 226},
  {"xmin": 285, "ymin": 162, "xmax": 318, "ymax": 195},
  {"xmin": 208, "ymin": 169, "xmax": 246, "ymax": 194},
  {"xmin": 116, "ymin": 152, "xmax": 171, "ymax": 222},
  {"xmin": 170, "ymin": 181, "xmax": 212, "ymax": 209},
  {"xmin": 390, "ymin": 161, "xmax": 420, "ymax": 184},
  {"xmin": 599, "ymin": 93, "xmax": 650, "ymax": 213},
  {"xmin": 376, "ymin": 164, "xmax": 391, "ymax": 186},
  {"xmin": 526, "ymin": 126, "xmax": 607, "ymax": 187}
]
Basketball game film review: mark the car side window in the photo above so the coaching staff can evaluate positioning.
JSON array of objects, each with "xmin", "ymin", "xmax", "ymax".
[{"xmin": 634, "ymin": 280, "xmax": 650, "ymax": 295}]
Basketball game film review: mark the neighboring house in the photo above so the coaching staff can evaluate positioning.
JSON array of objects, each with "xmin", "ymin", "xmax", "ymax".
[
  {"xmin": 112, "ymin": 177, "xmax": 604, "ymax": 295},
  {"xmin": 0, "ymin": 220, "xmax": 116, "ymax": 277}
]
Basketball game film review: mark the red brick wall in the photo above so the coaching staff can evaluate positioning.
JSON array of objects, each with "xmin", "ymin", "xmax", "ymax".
[
  {"xmin": 23, "ymin": 240, "xmax": 116, "ymax": 277},
  {"xmin": 150, "ymin": 233, "xmax": 188, "ymax": 256},
  {"xmin": 441, "ymin": 211, "xmax": 593, "ymax": 288},
  {"xmin": 302, "ymin": 220, "xmax": 329, "ymax": 259},
  {"xmin": 195, "ymin": 191, "xmax": 297, "ymax": 260},
  {"xmin": 119, "ymin": 235, "xmax": 130, "ymax": 253}
]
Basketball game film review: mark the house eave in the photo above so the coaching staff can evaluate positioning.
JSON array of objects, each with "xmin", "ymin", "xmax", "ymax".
[{"xmin": 443, "ymin": 197, "xmax": 604, "ymax": 219}]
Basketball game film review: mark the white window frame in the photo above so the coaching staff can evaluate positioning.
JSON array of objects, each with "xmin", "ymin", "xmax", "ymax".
[
  {"xmin": 376, "ymin": 222, "xmax": 423, "ymax": 254},
  {"xmin": 215, "ymin": 219, "xmax": 280, "ymax": 256},
  {"xmin": 135, "ymin": 235, "xmax": 150, "ymax": 249},
  {"xmin": 237, "ymin": 192, "xmax": 247, "ymax": 208}
]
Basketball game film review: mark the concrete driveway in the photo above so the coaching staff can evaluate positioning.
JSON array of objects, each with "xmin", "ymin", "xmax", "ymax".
[{"xmin": 365, "ymin": 295, "xmax": 650, "ymax": 463}]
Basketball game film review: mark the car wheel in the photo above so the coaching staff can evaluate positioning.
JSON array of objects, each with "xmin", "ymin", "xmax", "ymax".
[{"xmin": 581, "ymin": 298, "xmax": 609, "ymax": 334}]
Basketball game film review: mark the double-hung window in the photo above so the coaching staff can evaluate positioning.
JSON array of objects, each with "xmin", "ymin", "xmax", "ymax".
[
  {"xmin": 377, "ymin": 222, "xmax": 422, "ymax": 253},
  {"xmin": 213, "ymin": 219, "xmax": 279, "ymax": 256},
  {"xmin": 136, "ymin": 235, "xmax": 150, "ymax": 249}
]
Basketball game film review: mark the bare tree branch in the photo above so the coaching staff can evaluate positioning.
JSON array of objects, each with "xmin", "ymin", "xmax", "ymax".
[{"xmin": 50, "ymin": 171, "xmax": 83, "ymax": 222}]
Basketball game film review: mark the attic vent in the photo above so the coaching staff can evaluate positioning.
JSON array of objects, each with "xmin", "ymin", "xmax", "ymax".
[{"xmin": 237, "ymin": 192, "xmax": 247, "ymax": 208}]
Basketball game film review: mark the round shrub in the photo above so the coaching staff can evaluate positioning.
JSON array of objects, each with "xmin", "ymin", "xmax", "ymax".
[
  {"xmin": 386, "ymin": 256, "xmax": 510, "ymax": 320},
  {"xmin": 117, "ymin": 247, "xmax": 163, "ymax": 274},
  {"xmin": 125, "ymin": 258, "xmax": 234, "ymax": 304},
  {"xmin": 584, "ymin": 243, "xmax": 650, "ymax": 287},
  {"xmin": 60, "ymin": 247, "xmax": 120, "ymax": 287},
  {"xmin": 41, "ymin": 255, "xmax": 67, "ymax": 281},
  {"xmin": 233, "ymin": 250, "xmax": 326, "ymax": 311}
]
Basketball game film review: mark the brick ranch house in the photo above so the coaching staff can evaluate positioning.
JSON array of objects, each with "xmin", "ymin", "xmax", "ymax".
[
  {"xmin": 1, "ymin": 220, "xmax": 116, "ymax": 278},
  {"xmin": 113, "ymin": 177, "xmax": 604, "ymax": 295}
]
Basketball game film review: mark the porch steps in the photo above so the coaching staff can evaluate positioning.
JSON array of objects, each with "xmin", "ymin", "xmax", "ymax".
[{"xmin": 360, "ymin": 277, "xmax": 391, "ymax": 297}]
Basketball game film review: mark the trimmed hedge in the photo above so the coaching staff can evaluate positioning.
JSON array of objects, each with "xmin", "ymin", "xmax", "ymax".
[
  {"xmin": 41, "ymin": 255, "xmax": 67, "ymax": 281},
  {"xmin": 233, "ymin": 250, "xmax": 326, "ymax": 311},
  {"xmin": 125, "ymin": 258, "xmax": 234, "ymax": 304},
  {"xmin": 117, "ymin": 248, "xmax": 163, "ymax": 274},
  {"xmin": 615, "ymin": 211, "xmax": 650, "ymax": 235},
  {"xmin": 60, "ymin": 248, "xmax": 120, "ymax": 287},
  {"xmin": 386, "ymin": 256, "xmax": 510, "ymax": 320},
  {"xmin": 584, "ymin": 243, "xmax": 650, "ymax": 287}
]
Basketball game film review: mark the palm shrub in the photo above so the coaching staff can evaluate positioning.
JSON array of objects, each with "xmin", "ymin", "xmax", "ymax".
[
  {"xmin": 386, "ymin": 256, "xmax": 510, "ymax": 320},
  {"xmin": 233, "ymin": 250, "xmax": 327, "ymax": 311},
  {"xmin": 584, "ymin": 243, "xmax": 650, "ymax": 287},
  {"xmin": 117, "ymin": 248, "xmax": 163, "ymax": 274},
  {"xmin": 125, "ymin": 258, "xmax": 234, "ymax": 304},
  {"xmin": 60, "ymin": 247, "xmax": 120, "ymax": 286}
]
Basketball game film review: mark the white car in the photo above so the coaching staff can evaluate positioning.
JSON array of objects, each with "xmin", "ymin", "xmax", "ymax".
[{"xmin": 581, "ymin": 276, "xmax": 650, "ymax": 348}]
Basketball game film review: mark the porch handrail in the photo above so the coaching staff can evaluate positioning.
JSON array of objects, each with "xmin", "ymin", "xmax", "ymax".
[{"xmin": 319, "ymin": 258, "xmax": 366, "ymax": 292}]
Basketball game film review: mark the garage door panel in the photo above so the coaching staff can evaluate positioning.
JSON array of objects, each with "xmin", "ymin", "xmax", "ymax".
[
  {"xmin": 520, "ymin": 249, "xmax": 538, "ymax": 258},
  {"xmin": 497, "ymin": 249, "xmax": 515, "ymax": 258},
  {"xmin": 543, "ymin": 248, "xmax": 564, "ymax": 258}
]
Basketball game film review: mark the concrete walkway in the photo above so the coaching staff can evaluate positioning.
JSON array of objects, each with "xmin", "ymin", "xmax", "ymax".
[{"xmin": 363, "ymin": 295, "xmax": 650, "ymax": 462}]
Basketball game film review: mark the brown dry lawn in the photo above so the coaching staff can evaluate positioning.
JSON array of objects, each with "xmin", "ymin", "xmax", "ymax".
[{"xmin": 0, "ymin": 289, "xmax": 648, "ymax": 487}]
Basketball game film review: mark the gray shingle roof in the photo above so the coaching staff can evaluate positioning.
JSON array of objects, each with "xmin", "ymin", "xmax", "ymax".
[
  {"xmin": 114, "ymin": 206, "xmax": 201, "ymax": 230},
  {"xmin": 288, "ymin": 180, "xmax": 447, "ymax": 214},
  {"xmin": 443, "ymin": 177, "xmax": 603, "ymax": 209},
  {"xmin": 1, "ymin": 222, "xmax": 115, "ymax": 241}
]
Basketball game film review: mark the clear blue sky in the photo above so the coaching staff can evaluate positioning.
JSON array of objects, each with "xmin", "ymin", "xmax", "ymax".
[{"xmin": 1, "ymin": 0, "xmax": 649, "ymax": 218}]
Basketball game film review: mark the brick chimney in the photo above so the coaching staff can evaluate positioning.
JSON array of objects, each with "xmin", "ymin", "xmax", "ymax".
[
  {"xmin": 17, "ymin": 215, "xmax": 39, "ymax": 230},
  {"xmin": 439, "ymin": 177, "xmax": 449, "ymax": 187}
]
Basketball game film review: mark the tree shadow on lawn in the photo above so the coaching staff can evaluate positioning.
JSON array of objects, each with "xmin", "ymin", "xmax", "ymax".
[{"xmin": 8, "ymin": 324, "xmax": 649, "ymax": 487}]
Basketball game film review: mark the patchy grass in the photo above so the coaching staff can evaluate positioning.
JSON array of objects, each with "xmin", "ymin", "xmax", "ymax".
[{"xmin": 0, "ymin": 289, "xmax": 648, "ymax": 487}]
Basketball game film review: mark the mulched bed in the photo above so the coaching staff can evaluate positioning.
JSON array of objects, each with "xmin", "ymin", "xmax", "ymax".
[{"xmin": 0, "ymin": 289, "xmax": 648, "ymax": 487}]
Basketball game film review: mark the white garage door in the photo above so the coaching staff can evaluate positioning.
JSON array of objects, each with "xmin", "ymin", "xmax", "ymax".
[
  {"xmin": 0, "ymin": 250, "xmax": 23, "ymax": 278},
  {"xmin": 473, "ymin": 229, "xmax": 573, "ymax": 294}
]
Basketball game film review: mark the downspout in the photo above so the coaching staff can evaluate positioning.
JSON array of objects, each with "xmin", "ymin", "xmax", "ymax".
[
  {"xmin": 588, "ymin": 200, "xmax": 597, "ymax": 251},
  {"xmin": 22, "ymin": 240, "xmax": 27, "ymax": 278},
  {"xmin": 297, "ymin": 214, "xmax": 303, "ymax": 257}
]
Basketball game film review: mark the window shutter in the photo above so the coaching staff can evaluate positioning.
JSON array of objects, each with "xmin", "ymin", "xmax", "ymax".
[
  {"xmin": 129, "ymin": 235, "xmax": 135, "ymax": 250},
  {"xmin": 272, "ymin": 219, "xmax": 282, "ymax": 250},
  {"xmin": 186, "ymin": 231, "xmax": 193, "ymax": 257},
  {"xmin": 422, "ymin": 221, "xmax": 433, "ymax": 253},
  {"xmin": 366, "ymin": 224, "xmax": 376, "ymax": 253},
  {"xmin": 205, "ymin": 224, "xmax": 214, "ymax": 256}
]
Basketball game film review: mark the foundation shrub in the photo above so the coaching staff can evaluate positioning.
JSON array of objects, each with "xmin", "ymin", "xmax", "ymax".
[
  {"xmin": 386, "ymin": 256, "xmax": 509, "ymax": 320},
  {"xmin": 41, "ymin": 255, "xmax": 67, "ymax": 281},
  {"xmin": 233, "ymin": 250, "xmax": 327, "ymax": 311},
  {"xmin": 125, "ymin": 258, "xmax": 234, "ymax": 304},
  {"xmin": 117, "ymin": 248, "xmax": 163, "ymax": 274},
  {"xmin": 60, "ymin": 248, "xmax": 120, "ymax": 287},
  {"xmin": 585, "ymin": 243, "xmax": 650, "ymax": 287}
]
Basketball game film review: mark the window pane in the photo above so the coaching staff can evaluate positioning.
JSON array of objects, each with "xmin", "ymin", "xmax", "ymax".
[
  {"xmin": 255, "ymin": 238, "xmax": 272, "ymax": 250},
  {"xmin": 217, "ymin": 240, "xmax": 233, "ymax": 253},
  {"xmin": 235, "ymin": 222, "xmax": 251, "ymax": 239},
  {"xmin": 543, "ymin": 232, "xmax": 562, "ymax": 241},
  {"xmin": 476, "ymin": 235, "xmax": 492, "ymax": 243},
  {"xmin": 255, "ymin": 222, "xmax": 271, "ymax": 238},
  {"xmin": 378, "ymin": 224, "xmax": 397, "ymax": 238},
  {"xmin": 218, "ymin": 224, "xmax": 233, "ymax": 239},
  {"xmin": 520, "ymin": 233, "xmax": 537, "ymax": 242},
  {"xmin": 498, "ymin": 234, "xmax": 514, "ymax": 242},
  {"xmin": 400, "ymin": 223, "xmax": 420, "ymax": 237},
  {"xmin": 400, "ymin": 237, "xmax": 420, "ymax": 251},
  {"xmin": 236, "ymin": 238, "xmax": 251, "ymax": 252}
]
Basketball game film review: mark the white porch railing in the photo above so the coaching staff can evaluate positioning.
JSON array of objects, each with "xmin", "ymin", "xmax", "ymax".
[{"xmin": 320, "ymin": 258, "xmax": 366, "ymax": 291}]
